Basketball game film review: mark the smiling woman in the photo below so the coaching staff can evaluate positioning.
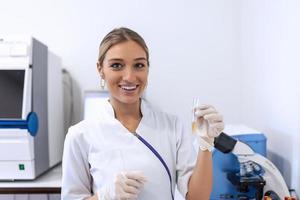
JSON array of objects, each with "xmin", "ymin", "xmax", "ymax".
[{"xmin": 61, "ymin": 27, "xmax": 225, "ymax": 200}]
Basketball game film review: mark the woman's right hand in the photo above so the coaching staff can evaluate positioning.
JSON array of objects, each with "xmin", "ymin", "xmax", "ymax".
[{"xmin": 98, "ymin": 171, "xmax": 147, "ymax": 200}]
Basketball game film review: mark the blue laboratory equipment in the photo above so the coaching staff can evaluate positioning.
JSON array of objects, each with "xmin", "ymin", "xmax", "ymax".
[{"xmin": 211, "ymin": 126, "xmax": 290, "ymax": 200}]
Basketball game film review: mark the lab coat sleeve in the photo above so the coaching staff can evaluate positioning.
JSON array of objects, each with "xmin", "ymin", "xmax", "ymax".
[
  {"xmin": 175, "ymin": 118, "xmax": 197, "ymax": 198},
  {"xmin": 61, "ymin": 126, "xmax": 92, "ymax": 200}
]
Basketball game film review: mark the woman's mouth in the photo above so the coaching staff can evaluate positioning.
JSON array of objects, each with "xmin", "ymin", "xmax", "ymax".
[{"xmin": 119, "ymin": 85, "xmax": 138, "ymax": 92}]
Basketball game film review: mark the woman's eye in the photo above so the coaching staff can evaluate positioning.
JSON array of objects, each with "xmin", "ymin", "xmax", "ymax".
[
  {"xmin": 110, "ymin": 63, "xmax": 123, "ymax": 69},
  {"xmin": 135, "ymin": 63, "xmax": 145, "ymax": 69}
]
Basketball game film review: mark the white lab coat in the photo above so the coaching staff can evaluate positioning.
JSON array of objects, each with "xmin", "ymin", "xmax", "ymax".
[{"xmin": 61, "ymin": 99, "xmax": 196, "ymax": 200}]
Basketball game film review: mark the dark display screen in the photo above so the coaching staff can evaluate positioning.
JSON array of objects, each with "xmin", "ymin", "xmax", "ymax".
[{"xmin": 0, "ymin": 70, "xmax": 25, "ymax": 119}]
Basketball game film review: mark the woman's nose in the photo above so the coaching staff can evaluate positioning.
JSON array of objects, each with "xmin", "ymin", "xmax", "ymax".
[{"xmin": 122, "ymin": 67, "xmax": 136, "ymax": 81}]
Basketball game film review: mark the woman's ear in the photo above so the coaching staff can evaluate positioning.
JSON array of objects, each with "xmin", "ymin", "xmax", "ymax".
[{"xmin": 96, "ymin": 62, "xmax": 104, "ymax": 78}]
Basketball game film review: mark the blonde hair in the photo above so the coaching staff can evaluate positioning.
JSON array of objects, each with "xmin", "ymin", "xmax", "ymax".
[{"xmin": 98, "ymin": 27, "xmax": 149, "ymax": 66}]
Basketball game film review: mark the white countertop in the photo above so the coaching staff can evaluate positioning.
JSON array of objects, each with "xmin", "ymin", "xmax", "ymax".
[{"xmin": 0, "ymin": 164, "xmax": 61, "ymax": 188}]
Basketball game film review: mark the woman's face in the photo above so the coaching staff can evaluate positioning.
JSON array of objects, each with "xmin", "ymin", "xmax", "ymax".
[{"xmin": 98, "ymin": 40, "xmax": 149, "ymax": 105}]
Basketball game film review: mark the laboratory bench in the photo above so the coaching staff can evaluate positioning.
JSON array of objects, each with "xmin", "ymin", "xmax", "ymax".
[{"xmin": 0, "ymin": 164, "xmax": 61, "ymax": 200}]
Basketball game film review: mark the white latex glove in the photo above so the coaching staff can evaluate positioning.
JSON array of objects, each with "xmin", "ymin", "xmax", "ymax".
[
  {"xmin": 194, "ymin": 104, "xmax": 224, "ymax": 151},
  {"xmin": 98, "ymin": 171, "xmax": 147, "ymax": 200}
]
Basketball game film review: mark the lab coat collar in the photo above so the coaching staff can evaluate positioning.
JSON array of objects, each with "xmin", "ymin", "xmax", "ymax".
[{"xmin": 102, "ymin": 98, "xmax": 151, "ymax": 120}]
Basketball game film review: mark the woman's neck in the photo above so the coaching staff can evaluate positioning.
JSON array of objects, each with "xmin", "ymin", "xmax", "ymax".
[
  {"xmin": 109, "ymin": 98, "xmax": 142, "ymax": 133},
  {"xmin": 109, "ymin": 98, "xmax": 142, "ymax": 121}
]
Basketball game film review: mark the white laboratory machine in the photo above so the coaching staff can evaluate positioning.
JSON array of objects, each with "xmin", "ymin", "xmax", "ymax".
[{"xmin": 0, "ymin": 36, "xmax": 64, "ymax": 180}]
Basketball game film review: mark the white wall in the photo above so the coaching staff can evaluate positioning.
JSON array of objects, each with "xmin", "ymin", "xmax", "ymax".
[
  {"xmin": 145, "ymin": 0, "xmax": 242, "ymax": 127},
  {"xmin": 241, "ymin": 0, "xmax": 300, "ymax": 193}
]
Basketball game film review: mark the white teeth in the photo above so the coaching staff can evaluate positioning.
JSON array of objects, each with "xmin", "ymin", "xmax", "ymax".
[{"xmin": 121, "ymin": 85, "xmax": 137, "ymax": 90}]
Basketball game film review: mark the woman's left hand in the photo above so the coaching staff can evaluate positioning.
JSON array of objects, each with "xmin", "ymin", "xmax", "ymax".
[
  {"xmin": 194, "ymin": 105, "xmax": 224, "ymax": 150},
  {"xmin": 194, "ymin": 104, "xmax": 224, "ymax": 137}
]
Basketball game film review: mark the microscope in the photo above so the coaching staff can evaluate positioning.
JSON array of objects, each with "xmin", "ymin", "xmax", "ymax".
[{"xmin": 212, "ymin": 131, "xmax": 291, "ymax": 200}]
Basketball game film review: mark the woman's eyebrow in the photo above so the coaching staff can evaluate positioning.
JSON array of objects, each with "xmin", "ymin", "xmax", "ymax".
[
  {"xmin": 108, "ymin": 58, "xmax": 123, "ymax": 62},
  {"xmin": 134, "ymin": 57, "xmax": 147, "ymax": 61}
]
